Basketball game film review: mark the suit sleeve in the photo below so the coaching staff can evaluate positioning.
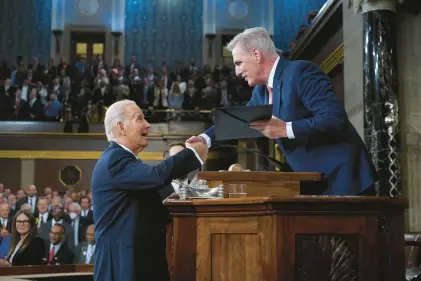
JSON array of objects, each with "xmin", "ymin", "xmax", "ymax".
[
  {"xmin": 109, "ymin": 148, "xmax": 201, "ymax": 191},
  {"xmin": 290, "ymin": 61, "xmax": 347, "ymax": 141},
  {"xmin": 27, "ymin": 237, "xmax": 46, "ymax": 265}
]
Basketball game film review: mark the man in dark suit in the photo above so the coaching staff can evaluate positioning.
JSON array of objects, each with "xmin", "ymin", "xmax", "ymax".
[
  {"xmin": 92, "ymin": 100, "xmax": 208, "ymax": 281},
  {"xmin": 39, "ymin": 205, "xmax": 74, "ymax": 250},
  {"xmin": 16, "ymin": 184, "xmax": 38, "ymax": 213},
  {"xmin": 44, "ymin": 224, "xmax": 74, "ymax": 265},
  {"xmin": 74, "ymin": 225, "xmax": 95, "ymax": 264},
  {"xmin": 187, "ymin": 27, "xmax": 378, "ymax": 196}
]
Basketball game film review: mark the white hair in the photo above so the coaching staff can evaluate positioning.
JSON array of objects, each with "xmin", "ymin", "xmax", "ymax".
[
  {"xmin": 104, "ymin": 100, "xmax": 136, "ymax": 141},
  {"xmin": 70, "ymin": 202, "xmax": 82, "ymax": 212},
  {"xmin": 226, "ymin": 27, "xmax": 278, "ymax": 57}
]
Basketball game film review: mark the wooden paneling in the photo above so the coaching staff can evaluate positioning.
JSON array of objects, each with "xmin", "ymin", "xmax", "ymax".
[
  {"xmin": 34, "ymin": 159, "xmax": 96, "ymax": 192},
  {"xmin": 196, "ymin": 216, "xmax": 276, "ymax": 281},
  {"xmin": 0, "ymin": 159, "xmax": 21, "ymax": 191},
  {"xmin": 166, "ymin": 196, "xmax": 408, "ymax": 281}
]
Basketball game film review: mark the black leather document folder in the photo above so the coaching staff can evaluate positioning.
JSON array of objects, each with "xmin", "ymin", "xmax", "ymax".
[{"xmin": 214, "ymin": 104, "xmax": 273, "ymax": 141}]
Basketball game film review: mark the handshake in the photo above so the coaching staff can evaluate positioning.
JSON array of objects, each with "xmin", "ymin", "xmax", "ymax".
[{"xmin": 185, "ymin": 135, "xmax": 209, "ymax": 163}]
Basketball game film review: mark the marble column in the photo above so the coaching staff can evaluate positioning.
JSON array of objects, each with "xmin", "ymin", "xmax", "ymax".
[{"xmin": 362, "ymin": 0, "xmax": 401, "ymax": 196}]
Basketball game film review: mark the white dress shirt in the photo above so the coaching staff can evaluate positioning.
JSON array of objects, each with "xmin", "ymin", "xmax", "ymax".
[
  {"xmin": 27, "ymin": 196, "xmax": 36, "ymax": 212},
  {"xmin": 86, "ymin": 244, "xmax": 95, "ymax": 264},
  {"xmin": 50, "ymin": 242, "xmax": 62, "ymax": 257}
]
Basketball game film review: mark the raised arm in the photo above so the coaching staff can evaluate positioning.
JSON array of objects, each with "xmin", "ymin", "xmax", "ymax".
[{"xmin": 109, "ymin": 148, "xmax": 202, "ymax": 191}]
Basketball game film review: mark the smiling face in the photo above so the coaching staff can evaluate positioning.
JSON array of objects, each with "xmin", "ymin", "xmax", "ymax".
[
  {"xmin": 119, "ymin": 104, "xmax": 151, "ymax": 151},
  {"xmin": 15, "ymin": 213, "xmax": 31, "ymax": 235},
  {"xmin": 232, "ymin": 43, "xmax": 265, "ymax": 87}
]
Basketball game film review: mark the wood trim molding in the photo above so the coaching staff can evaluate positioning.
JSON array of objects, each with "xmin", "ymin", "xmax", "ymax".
[{"xmin": 0, "ymin": 150, "xmax": 221, "ymax": 160}]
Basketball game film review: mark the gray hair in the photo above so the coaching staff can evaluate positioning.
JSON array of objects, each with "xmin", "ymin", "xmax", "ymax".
[
  {"xmin": 70, "ymin": 202, "xmax": 82, "ymax": 212},
  {"xmin": 226, "ymin": 27, "xmax": 278, "ymax": 57},
  {"xmin": 104, "ymin": 100, "xmax": 136, "ymax": 141}
]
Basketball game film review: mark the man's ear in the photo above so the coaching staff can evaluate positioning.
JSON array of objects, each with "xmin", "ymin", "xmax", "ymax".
[
  {"xmin": 117, "ymin": 122, "xmax": 125, "ymax": 135},
  {"xmin": 252, "ymin": 48, "xmax": 262, "ymax": 63}
]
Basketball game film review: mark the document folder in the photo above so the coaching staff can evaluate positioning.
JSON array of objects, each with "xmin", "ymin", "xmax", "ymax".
[{"xmin": 214, "ymin": 104, "xmax": 273, "ymax": 141}]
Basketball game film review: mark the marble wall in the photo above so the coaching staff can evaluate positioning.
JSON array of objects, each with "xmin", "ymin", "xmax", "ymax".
[{"xmin": 397, "ymin": 12, "xmax": 421, "ymax": 231}]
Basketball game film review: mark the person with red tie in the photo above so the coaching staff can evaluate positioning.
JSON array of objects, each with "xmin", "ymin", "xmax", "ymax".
[{"xmin": 187, "ymin": 27, "xmax": 378, "ymax": 196}]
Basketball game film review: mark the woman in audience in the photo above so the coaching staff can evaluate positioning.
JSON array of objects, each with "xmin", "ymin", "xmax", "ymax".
[{"xmin": 0, "ymin": 209, "xmax": 45, "ymax": 266}]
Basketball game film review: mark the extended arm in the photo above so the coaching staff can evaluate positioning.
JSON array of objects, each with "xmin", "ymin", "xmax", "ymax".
[
  {"xmin": 290, "ymin": 62, "xmax": 347, "ymax": 141},
  {"xmin": 109, "ymin": 149, "xmax": 201, "ymax": 191}
]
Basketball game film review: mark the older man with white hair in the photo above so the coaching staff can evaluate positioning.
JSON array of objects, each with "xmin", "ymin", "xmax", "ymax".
[
  {"xmin": 68, "ymin": 202, "xmax": 89, "ymax": 248},
  {"xmin": 188, "ymin": 26, "xmax": 378, "ymax": 196},
  {"xmin": 92, "ymin": 99, "xmax": 207, "ymax": 281}
]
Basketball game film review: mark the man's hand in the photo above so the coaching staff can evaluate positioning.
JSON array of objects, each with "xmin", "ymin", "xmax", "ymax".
[
  {"xmin": 185, "ymin": 141, "xmax": 208, "ymax": 163},
  {"xmin": 186, "ymin": 135, "xmax": 206, "ymax": 145},
  {"xmin": 0, "ymin": 259, "xmax": 11, "ymax": 267},
  {"xmin": 249, "ymin": 116, "xmax": 287, "ymax": 139}
]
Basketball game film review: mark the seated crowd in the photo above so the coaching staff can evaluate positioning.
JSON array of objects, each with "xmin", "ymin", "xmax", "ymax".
[
  {"xmin": 0, "ymin": 55, "xmax": 252, "ymax": 123},
  {"xmin": 0, "ymin": 183, "xmax": 95, "ymax": 266}
]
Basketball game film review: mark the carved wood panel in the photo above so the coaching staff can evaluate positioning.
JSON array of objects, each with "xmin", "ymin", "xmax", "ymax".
[{"xmin": 196, "ymin": 216, "xmax": 276, "ymax": 281}]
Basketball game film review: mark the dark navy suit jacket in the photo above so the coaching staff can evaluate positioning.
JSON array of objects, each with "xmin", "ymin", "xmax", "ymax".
[
  {"xmin": 205, "ymin": 57, "xmax": 378, "ymax": 195},
  {"xmin": 92, "ymin": 141, "xmax": 201, "ymax": 281}
]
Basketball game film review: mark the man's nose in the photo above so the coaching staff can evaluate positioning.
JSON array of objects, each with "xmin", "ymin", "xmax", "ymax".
[{"xmin": 235, "ymin": 67, "xmax": 242, "ymax": 77}]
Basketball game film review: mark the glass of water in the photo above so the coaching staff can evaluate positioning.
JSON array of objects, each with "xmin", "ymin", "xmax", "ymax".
[{"xmin": 228, "ymin": 184, "xmax": 247, "ymax": 198}]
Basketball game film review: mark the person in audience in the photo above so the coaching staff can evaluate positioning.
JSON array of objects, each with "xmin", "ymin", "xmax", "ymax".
[
  {"xmin": 39, "ymin": 205, "xmax": 74, "ymax": 249},
  {"xmin": 15, "ymin": 189, "xmax": 25, "ymax": 200},
  {"xmin": 91, "ymin": 99, "xmax": 207, "ymax": 281},
  {"xmin": 74, "ymin": 225, "xmax": 95, "ymax": 264},
  {"xmin": 16, "ymin": 184, "xmax": 38, "ymax": 214},
  {"xmin": 20, "ymin": 204, "xmax": 33, "ymax": 214},
  {"xmin": 79, "ymin": 196, "xmax": 93, "ymax": 224},
  {"xmin": 0, "ymin": 209, "xmax": 45, "ymax": 266},
  {"xmin": 34, "ymin": 197, "xmax": 51, "ymax": 228},
  {"xmin": 43, "ymin": 223, "xmax": 74, "ymax": 265},
  {"xmin": 0, "ymin": 203, "xmax": 12, "ymax": 241},
  {"xmin": 44, "ymin": 93, "xmax": 62, "ymax": 121},
  {"xmin": 68, "ymin": 202, "xmax": 88, "ymax": 248},
  {"xmin": 7, "ymin": 195, "xmax": 17, "ymax": 216}
]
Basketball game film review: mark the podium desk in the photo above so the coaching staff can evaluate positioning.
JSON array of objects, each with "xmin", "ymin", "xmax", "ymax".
[
  {"xmin": 0, "ymin": 264, "xmax": 93, "ymax": 281},
  {"xmin": 165, "ymin": 196, "xmax": 407, "ymax": 281}
]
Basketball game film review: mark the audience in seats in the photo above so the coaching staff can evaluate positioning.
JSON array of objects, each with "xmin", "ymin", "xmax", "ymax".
[
  {"xmin": 0, "ymin": 54, "xmax": 252, "ymax": 123},
  {"xmin": 0, "ymin": 182, "xmax": 97, "ymax": 267}
]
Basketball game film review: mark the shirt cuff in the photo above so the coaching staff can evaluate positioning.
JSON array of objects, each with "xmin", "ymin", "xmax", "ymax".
[
  {"xmin": 186, "ymin": 147, "xmax": 204, "ymax": 165},
  {"xmin": 199, "ymin": 133, "xmax": 211, "ymax": 148},
  {"xmin": 286, "ymin": 122, "xmax": 295, "ymax": 139}
]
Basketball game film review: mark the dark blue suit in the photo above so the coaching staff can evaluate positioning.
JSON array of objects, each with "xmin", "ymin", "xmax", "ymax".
[
  {"xmin": 92, "ymin": 141, "xmax": 201, "ymax": 281},
  {"xmin": 205, "ymin": 57, "xmax": 378, "ymax": 195}
]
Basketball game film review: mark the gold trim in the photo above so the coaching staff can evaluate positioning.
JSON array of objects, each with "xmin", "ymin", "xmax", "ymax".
[
  {"xmin": 59, "ymin": 165, "xmax": 82, "ymax": 187},
  {"xmin": 0, "ymin": 150, "xmax": 221, "ymax": 160},
  {"xmin": 0, "ymin": 132, "xmax": 200, "ymax": 137},
  {"xmin": 319, "ymin": 43, "xmax": 344, "ymax": 74}
]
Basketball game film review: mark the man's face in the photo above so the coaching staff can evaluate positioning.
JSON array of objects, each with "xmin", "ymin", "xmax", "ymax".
[
  {"xmin": 86, "ymin": 225, "xmax": 95, "ymax": 244},
  {"xmin": 232, "ymin": 43, "xmax": 263, "ymax": 87},
  {"xmin": 81, "ymin": 198, "xmax": 90, "ymax": 210},
  {"xmin": 27, "ymin": 185, "xmax": 37, "ymax": 197},
  {"xmin": 120, "ymin": 104, "xmax": 150, "ymax": 149},
  {"xmin": 0, "ymin": 204, "xmax": 9, "ymax": 218},
  {"xmin": 44, "ymin": 187, "xmax": 52, "ymax": 195},
  {"xmin": 16, "ymin": 190, "xmax": 25, "ymax": 199},
  {"xmin": 49, "ymin": 225, "xmax": 64, "ymax": 245},
  {"xmin": 169, "ymin": 145, "xmax": 184, "ymax": 157},
  {"xmin": 37, "ymin": 199, "xmax": 48, "ymax": 213},
  {"xmin": 52, "ymin": 206, "xmax": 64, "ymax": 221},
  {"xmin": 8, "ymin": 195, "xmax": 16, "ymax": 207}
]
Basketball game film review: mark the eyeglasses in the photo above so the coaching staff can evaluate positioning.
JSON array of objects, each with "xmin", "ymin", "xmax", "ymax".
[
  {"xmin": 50, "ymin": 231, "xmax": 63, "ymax": 236},
  {"xmin": 16, "ymin": 220, "xmax": 30, "ymax": 225}
]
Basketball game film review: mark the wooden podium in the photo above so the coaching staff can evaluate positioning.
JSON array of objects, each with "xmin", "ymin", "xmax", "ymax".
[
  {"xmin": 197, "ymin": 171, "xmax": 323, "ymax": 196},
  {"xmin": 165, "ymin": 196, "xmax": 408, "ymax": 281}
]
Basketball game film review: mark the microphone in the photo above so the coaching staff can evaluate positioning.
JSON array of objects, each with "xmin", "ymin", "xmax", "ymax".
[{"xmin": 209, "ymin": 144, "xmax": 293, "ymax": 172}]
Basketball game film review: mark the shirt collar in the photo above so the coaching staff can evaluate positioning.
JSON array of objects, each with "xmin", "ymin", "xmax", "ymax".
[
  {"xmin": 115, "ymin": 142, "xmax": 139, "ymax": 159},
  {"xmin": 267, "ymin": 56, "xmax": 280, "ymax": 88}
]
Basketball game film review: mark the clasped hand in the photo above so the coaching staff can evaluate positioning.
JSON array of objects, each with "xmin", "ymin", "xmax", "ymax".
[
  {"xmin": 249, "ymin": 116, "xmax": 287, "ymax": 139},
  {"xmin": 185, "ymin": 137, "xmax": 208, "ymax": 163}
]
